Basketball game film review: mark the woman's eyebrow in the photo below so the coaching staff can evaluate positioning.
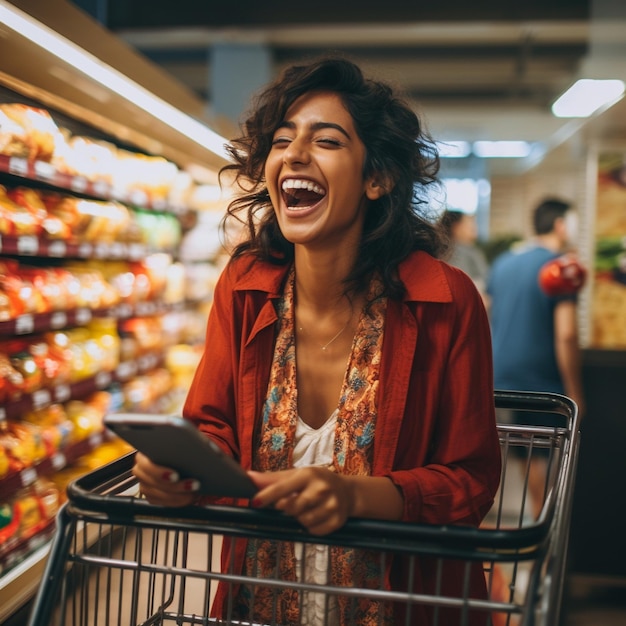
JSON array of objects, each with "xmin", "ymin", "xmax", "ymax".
[
  {"xmin": 275, "ymin": 120, "xmax": 351, "ymax": 139},
  {"xmin": 310, "ymin": 121, "xmax": 351, "ymax": 139}
]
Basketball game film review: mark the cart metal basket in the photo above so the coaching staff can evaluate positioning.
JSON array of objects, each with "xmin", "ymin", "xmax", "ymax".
[{"xmin": 27, "ymin": 390, "xmax": 580, "ymax": 626}]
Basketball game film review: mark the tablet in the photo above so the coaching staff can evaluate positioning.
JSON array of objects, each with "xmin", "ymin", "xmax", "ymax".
[{"xmin": 104, "ymin": 413, "xmax": 257, "ymax": 498}]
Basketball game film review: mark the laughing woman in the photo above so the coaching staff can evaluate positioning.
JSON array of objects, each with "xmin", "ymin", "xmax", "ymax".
[{"xmin": 133, "ymin": 57, "xmax": 501, "ymax": 625}]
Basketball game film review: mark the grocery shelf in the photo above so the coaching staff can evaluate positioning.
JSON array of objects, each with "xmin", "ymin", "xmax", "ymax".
[
  {"xmin": 0, "ymin": 234, "xmax": 150, "ymax": 262},
  {"xmin": 0, "ymin": 298, "xmax": 187, "ymax": 338},
  {"xmin": 0, "ymin": 538, "xmax": 50, "ymax": 622},
  {"xmin": 0, "ymin": 430, "xmax": 111, "ymax": 502},
  {"xmin": 0, "ymin": 4, "xmax": 219, "ymax": 621},
  {"xmin": 0, "ymin": 508, "xmax": 124, "ymax": 622},
  {"xmin": 0, "ymin": 153, "xmax": 188, "ymax": 215},
  {"xmin": 0, "ymin": 1, "xmax": 230, "ymax": 179},
  {"xmin": 0, "ymin": 350, "xmax": 164, "ymax": 425}
]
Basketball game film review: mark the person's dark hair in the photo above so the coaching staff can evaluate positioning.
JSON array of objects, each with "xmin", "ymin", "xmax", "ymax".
[
  {"xmin": 438, "ymin": 209, "xmax": 465, "ymax": 260},
  {"xmin": 439, "ymin": 209, "xmax": 465, "ymax": 237},
  {"xmin": 219, "ymin": 56, "xmax": 444, "ymax": 300},
  {"xmin": 533, "ymin": 198, "xmax": 571, "ymax": 235}
]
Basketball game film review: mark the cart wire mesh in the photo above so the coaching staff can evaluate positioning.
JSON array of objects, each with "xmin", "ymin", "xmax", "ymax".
[{"xmin": 28, "ymin": 390, "xmax": 580, "ymax": 626}]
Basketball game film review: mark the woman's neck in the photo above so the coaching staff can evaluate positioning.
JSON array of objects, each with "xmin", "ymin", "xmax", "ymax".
[{"xmin": 293, "ymin": 247, "xmax": 357, "ymax": 313}]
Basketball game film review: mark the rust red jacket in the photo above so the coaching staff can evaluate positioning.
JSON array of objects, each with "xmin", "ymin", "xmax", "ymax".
[{"xmin": 183, "ymin": 250, "xmax": 502, "ymax": 624}]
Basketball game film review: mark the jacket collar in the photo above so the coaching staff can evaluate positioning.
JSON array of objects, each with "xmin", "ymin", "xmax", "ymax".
[
  {"xmin": 231, "ymin": 257, "xmax": 289, "ymax": 298},
  {"xmin": 398, "ymin": 251, "xmax": 453, "ymax": 303},
  {"xmin": 231, "ymin": 250, "xmax": 453, "ymax": 303}
]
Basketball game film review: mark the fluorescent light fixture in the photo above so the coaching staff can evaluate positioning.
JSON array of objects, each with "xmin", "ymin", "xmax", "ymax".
[
  {"xmin": 436, "ymin": 141, "xmax": 471, "ymax": 158},
  {"xmin": 0, "ymin": 2, "xmax": 231, "ymax": 161},
  {"xmin": 551, "ymin": 79, "xmax": 625, "ymax": 118},
  {"xmin": 473, "ymin": 141, "xmax": 532, "ymax": 158},
  {"xmin": 442, "ymin": 177, "xmax": 480, "ymax": 213}
]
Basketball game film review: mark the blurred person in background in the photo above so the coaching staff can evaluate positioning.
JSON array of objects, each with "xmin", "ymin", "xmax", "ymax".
[
  {"xmin": 440, "ymin": 209, "xmax": 490, "ymax": 305},
  {"xmin": 487, "ymin": 197, "xmax": 585, "ymax": 518}
]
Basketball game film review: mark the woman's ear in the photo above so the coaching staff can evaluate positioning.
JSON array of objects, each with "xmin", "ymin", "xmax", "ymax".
[{"xmin": 365, "ymin": 175, "xmax": 394, "ymax": 200}]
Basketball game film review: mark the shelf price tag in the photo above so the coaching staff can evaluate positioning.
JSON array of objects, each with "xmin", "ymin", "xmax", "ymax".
[
  {"xmin": 8, "ymin": 156, "xmax": 28, "ymax": 176},
  {"xmin": 92, "ymin": 180, "xmax": 110, "ymax": 197},
  {"xmin": 51, "ymin": 452, "xmax": 67, "ymax": 470},
  {"xmin": 129, "ymin": 189, "xmax": 148, "ymax": 206},
  {"xmin": 17, "ymin": 236, "xmax": 39, "ymax": 256},
  {"xmin": 32, "ymin": 388, "xmax": 52, "ymax": 410},
  {"xmin": 115, "ymin": 361, "xmax": 136, "ymax": 379},
  {"xmin": 95, "ymin": 371, "xmax": 112, "ymax": 388},
  {"xmin": 54, "ymin": 384, "xmax": 71, "ymax": 403},
  {"xmin": 15, "ymin": 314, "xmax": 35, "ymax": 335},
  {"xmin": 75, "ymin": 308, "xmax": 92, "ymax": 325},
  {"xmin": 110, "ymin": 242, "xmax": 125, "ymax": 258},
  {"xmin": 50, "ymin": 311, "xmax": 68, "ymax": 328},
  {"xmin": 128, "ymin": 243, "xmax": 144, "ymax": 260},
  {"xmin": 34, "ymin": 160, "xmax": 56, "ymax": 181},
  {"xmin": 78, "ymin": 242, "xmax": 93, "ymax": 257},
  {"xmin": 71, "ymin": 176, "xmax": 88, "ymax": 193},
  {"xmin": 94, "ymin": 243, "xmax": 108, "ymax": 258},
  {"xmin": 135, "ymin": 301, "xmax": 156, "ymax": 316},
  {"xmin": 48, "ymin": 240, "xmax": 67, "ymax": 257},
  {"xmin": 138, "ymin": 354, "xmax": 157, "ymax": 371},
  {"xmin": 20, "ymin": 467, "xmax": 37, "ymax": 487},
  {"xmin": 113, "ymin": 303, "xmax": 133, "ymax": 318}
]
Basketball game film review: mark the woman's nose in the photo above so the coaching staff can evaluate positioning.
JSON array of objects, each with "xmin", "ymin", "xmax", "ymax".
[{"xmin": 283, "ymin": 137, "xmax": 310, "ymax": 165}]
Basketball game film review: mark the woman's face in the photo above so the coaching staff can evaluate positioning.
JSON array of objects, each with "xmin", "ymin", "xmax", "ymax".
[{"xmin": 264, "ymin": 90, "xmax": 384, "ymax": 250}]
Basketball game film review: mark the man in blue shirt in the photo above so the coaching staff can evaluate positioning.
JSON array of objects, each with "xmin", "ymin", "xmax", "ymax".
[{"xmin": 487, "ymin": 198, "xmax": 585, "ymax": 517}]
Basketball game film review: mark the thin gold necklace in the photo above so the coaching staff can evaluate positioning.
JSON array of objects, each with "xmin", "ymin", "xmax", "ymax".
[{"xmin": 298, "ymin": 317, "xmax": 351, "ymax": 351}]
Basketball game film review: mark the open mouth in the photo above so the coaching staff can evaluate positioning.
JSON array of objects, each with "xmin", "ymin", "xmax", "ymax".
[{"xmin": 281, "ymin": 178, "xmax": 326, "ymax": 209}]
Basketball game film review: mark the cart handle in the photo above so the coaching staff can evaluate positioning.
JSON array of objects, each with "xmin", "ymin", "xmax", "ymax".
[{"xmin": 66, "ymin": 390, "xmax": 578, "ymax": 561}]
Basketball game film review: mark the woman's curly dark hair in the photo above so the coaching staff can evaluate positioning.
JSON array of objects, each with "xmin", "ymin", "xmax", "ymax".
[{"xmin": 220, "ymin": 56, "xmax": 445, "ymax": 300}]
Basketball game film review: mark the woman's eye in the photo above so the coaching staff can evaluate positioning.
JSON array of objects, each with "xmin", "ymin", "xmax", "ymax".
[
  {"xmin": 271, "ymin": 136, "xmax": 291, "ymax": 146},
  {"xmin": 317, "ymin": 137, "xmax": 342, "ymax": 147}
]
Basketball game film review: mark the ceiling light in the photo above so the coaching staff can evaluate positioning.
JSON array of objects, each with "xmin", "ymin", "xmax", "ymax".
[
  {"xmin": 472, "ymin": 141, "xmax": 532, "ymax": 158},
  {"xmin": 551, "ymin": 79, "xmax": 625, "ymax": 118},
  {"xmin": 0, "ymin": 2, "xmax": 230, "ymax": 161},
  {"xmin": 436, "ymin": 141, "xmax": 471, "ymax": 158}
]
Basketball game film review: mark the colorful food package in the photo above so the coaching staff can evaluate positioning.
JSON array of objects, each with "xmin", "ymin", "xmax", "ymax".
[
  {"xmin": 7, "ymin": 187, "xmax": 70, "ymax": 240},
  {"xmin": 0, "ymin": 185, "xmax": 42, "ymax": 236},
  {"xmin": 22, "ymin": 404, "xmax": 74, "ymax": 456},
  {"xmin": 53, "ymin": 135, "xmax": 118, "ymax": 183},
  {"xmin": 0, "ymin": 420, "xmax": 47, "ymax": 472},
  {"xmin": 0, "ymin": 104, "xmax": 62, "ymax": 162}
]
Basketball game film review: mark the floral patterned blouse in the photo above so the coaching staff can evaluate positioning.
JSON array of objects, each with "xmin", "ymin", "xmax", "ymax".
[{"xmin": 235, "ymin": 268, "xmax": 392, "ymax": 625}]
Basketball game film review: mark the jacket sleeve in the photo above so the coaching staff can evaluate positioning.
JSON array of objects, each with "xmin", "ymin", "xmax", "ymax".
[
  {"xmin": 182, "ymin": 261, "xmax": 241, "ymax": 460},
  {"xmin": 387, "ymin": 267, "xmax": 501, "ymax": 526}
]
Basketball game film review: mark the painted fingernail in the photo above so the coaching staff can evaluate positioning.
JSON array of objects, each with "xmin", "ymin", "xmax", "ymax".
[
  {"xmin": 184, "ymin": 479, "xmax": 201, "ymax": 492},
  {"xmin": 162, "ymin": 470, "xmax": 180, "ymax": 483}
]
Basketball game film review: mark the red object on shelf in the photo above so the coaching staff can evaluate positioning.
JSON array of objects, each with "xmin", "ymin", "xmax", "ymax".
[{"xmin": 538, "ymin": 253, "xmax": 587, "ymax": 296}]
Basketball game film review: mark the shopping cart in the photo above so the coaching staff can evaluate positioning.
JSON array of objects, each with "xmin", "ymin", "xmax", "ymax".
[{"xmin": 27, "ymin": 390, "xmax": 580, "ymax": 626}]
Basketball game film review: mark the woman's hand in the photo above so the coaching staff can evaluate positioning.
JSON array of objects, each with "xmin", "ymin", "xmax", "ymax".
[
  {"xmin": 248, "ymin": 467, "xmax": 355, "ymax": 536},
  {"xmin": 132, "ymin": 452, "xmax": 200, "ymax": 507},
  {"xmin": 249, "ymin": 468, "xmax": 405, "ymax": 535}
]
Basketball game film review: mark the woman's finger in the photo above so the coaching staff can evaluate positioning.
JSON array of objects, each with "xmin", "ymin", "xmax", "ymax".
[{"xmin": 132, "ymin": 452, "xmax": 200, "ymax": 506}]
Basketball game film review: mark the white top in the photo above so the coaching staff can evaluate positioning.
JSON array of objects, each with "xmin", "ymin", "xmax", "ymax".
[
  {"xmin": 293, "ymin": 409, "xmax": 339, "ymax": 626},
  {"xmin": 293, "ymin": 409, "xmax": 337, "ymax": 468}
]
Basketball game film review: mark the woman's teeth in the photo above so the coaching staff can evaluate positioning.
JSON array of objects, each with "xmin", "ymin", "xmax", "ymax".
[
  {"xmin": 281, "ymin": 179, "xmax": 326, "ymax": 195},
  {"xmin": 281, "ymin": 179, "xmax": 326, "ymax": 208}
]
